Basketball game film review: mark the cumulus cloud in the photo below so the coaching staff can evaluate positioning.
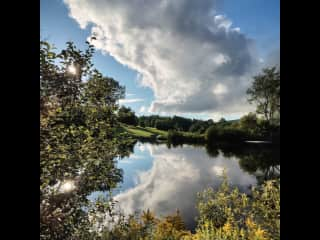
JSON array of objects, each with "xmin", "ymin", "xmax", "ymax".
[
  {"xmin": 139, "ymin": 105, "xmax": 146, "ymax": 113},
  {"xmin": 113, "ymin": 144, "xmax": 256, "ymax": 229},
  {"xmin": 64, "ymin": 0, "xmax": 267, "ymax": 116},
  {"xmin": 118, "ymin": 98, "xmax": 144, "ymax": 104},
  {"xmin": 264, "ymin": 47, "xmax": 280, "ymax": 69}
]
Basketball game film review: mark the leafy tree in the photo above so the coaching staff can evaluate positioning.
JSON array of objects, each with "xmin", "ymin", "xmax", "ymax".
[
  {"xmin": 239, "ymin": 113, "xmax": 260, "ymax": 137},
  {"xmin": 219, "ymin": 117, "xmax": 227, "ymax": 123},
  {"xmin": 83, "ymin": 70, "xmax": 125, "ymax": 107},
  {"xmin": 172, "ymin": 116, "xmax": 193, "ymax": 131},
  {"xmin": 189, "ymin": 120, "xmax": 213, "ymax": 134},
  {"xmin": 40, "ymin": 40, "xmax": 129, "ymax": 240},
  {"xmin": 118, "ymin": 106, "xmax": 138, "ymax": 125},
  {"xmin": 154, "ymin": 119, "xmax": 174, "ymax": 131},
  {"xmin": 205, "ymin": 125, "xmax": 246, "ymax": 143},
  {"xmin": 247, "ymin": 67, "xmax": 280, "ymax": 124},
  {"xmin": 138, "ymin": 118, "xmax": 146, "ymax": 127}
]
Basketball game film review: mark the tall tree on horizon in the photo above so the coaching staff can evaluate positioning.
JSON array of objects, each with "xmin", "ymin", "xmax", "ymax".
[{"xmin": 247, "ymin": 67, "xmax": 280, "ymax": 125}]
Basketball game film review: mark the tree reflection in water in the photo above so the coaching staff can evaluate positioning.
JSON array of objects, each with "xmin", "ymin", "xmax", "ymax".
[{"xmin": 205, "ymin": 143, "xmax": 280, "ymax": 184}]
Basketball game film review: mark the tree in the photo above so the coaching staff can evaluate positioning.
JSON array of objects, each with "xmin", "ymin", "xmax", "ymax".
[
  {"xmin": 172, "ymin": 115, "xmax": 193, "ymax": 131},
  {"xmin": 219, "ymin": 118, "xmax": 227, "ymax": 123},
  {"xmin": 118, "ymin": 106, "xmax": 138, "ymax": 125},
  {"xmin": 247, "ymin": 67, "xmax": 280, "ymax": 124},
  {"xmin": 205, "ymin": 125, "xmax": 246, "ymax": 143},
  {"xmin": 40, "ymin": 40, "xmax": 130, "ymax": 240},
  {"xmin": 239, "ymin": 113, "xmax": 259, "ymax": 137},
  {"xmin": 189, "ymin": 120, "xmax": 213, "ymax": 134},
  {"xmin": 138, "ymin": 119, "xmax": 145, "ymax": 127},
  {"xmin": 155, "ymin": 119, "xmax": 173, "ymax": 131},
  {"xmin": 84, "ymin": 70, "xmax": 125, "ymax": 107}
]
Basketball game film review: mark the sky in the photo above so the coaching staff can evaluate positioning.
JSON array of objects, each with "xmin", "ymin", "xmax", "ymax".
[{"xmin": 40, "ymin": 0, "xmax": 279, "ymax": 121}]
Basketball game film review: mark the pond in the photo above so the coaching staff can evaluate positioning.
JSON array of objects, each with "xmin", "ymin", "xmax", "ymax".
[{"xmin": 90, "ymin": 142, "xmax": 280, "ymax": 230}]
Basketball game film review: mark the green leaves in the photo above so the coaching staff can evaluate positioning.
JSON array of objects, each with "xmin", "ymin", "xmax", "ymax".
[
  {"xmin": 40, "ymin": 40, "xmax": 130, "ymax": 239},
  {"xmin": 196, "ymin": 178, "xmax": 280, "ymax": 240},
  {"xmin": 247, "ymin": 67, "xmax": 280, "ymax": 124}
]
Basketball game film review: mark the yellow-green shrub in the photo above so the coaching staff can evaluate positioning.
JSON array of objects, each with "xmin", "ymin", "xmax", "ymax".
[
  {"xmin": 191, "ymin": 177, "xmax": 280, "ymax": 240},
  {"xmin": 97, "ymin": 178, "xmax": 279, "ymax": 240}
]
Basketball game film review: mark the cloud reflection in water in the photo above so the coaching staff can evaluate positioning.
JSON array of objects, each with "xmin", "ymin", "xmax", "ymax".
[{"xmin": 115, "ymin": 143, "xmax": 257, "ymax": 229}]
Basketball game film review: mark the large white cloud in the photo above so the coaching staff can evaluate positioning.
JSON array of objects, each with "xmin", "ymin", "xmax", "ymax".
[
  {"xmin": 118, "ymin": 98, "xmax": 144, "ymax": 104},
  {"xmin": 113, "ymin": 144, "xmax": 256, "ymax": 229},
  {"xmin": 64, "ymin": 0, "xmax": 277, "ymax": 116}
]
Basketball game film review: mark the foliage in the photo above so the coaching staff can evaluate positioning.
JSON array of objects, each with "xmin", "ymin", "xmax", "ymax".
[
  {"xmin": 155, "ymin": 118, "xmax": 174, "ymax": 131},
  {"xmin": 100, "ymin": 209, "xmax": 191, "ymax": 240},
  {"xmin": 40, "ymin": 40, "xmax": 279, "ymax": 239},
  {"xmin": 118, "ymin": 106, "xmax": 138, "ymax": 125},
  {"xmin": 40, "ymin": 40, "xmax": 130, "ymax": 239},
  {"xmin": 245, "ymin": 67, "xmax": 280, "ymax": 143},
  {"xmin": 189, "ymin": 119, "xmax": 214, "ymax": 134},
  {"xmin": 239, "ymin": 113, "xmax": 259, "ymax": 136},
  {"xmin": 191, "ymin": 177, "xmax": 280, "ymax": 240},
  {"xmin": 247, "ymin": 67, "xmax": 280, "ymax": 124},
  {"xmin": 167, "ymin": 130, "xmax": 205, "ymax": 145},
  {"xmin": 138, "ymin": 115, "xmax": 213, "ymax": 133},
  {"xmin": 128, "ymin": 67, "xmax": 282, "ymax": 144},
  {"xmin": 205, "ymin": 125, "xmax": 247, "ymax": 143},
  {"xmin": 138, "ymin": 118, "xmax": 146, "ymax": 127},
  {"xmin": 91, "ymin": 178, "xmax": 280, "ymax": 240}
]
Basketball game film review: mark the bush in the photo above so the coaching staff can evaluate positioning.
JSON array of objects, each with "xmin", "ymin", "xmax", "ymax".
[
  {"xmin": 205, "ymin": 125, "xmax": 247, "ymax": 143},
  {"xmin": 192, "ymin": 177, "xmax": 280, "ymax": 240},
  {"xmin": 94, "ymin": 178, "xmax": 279, "ymax": 240},
  {"xmin": 100, "ymin": 209, "xmax": 191, "ymax": 240},
  {"xmin": 167, "ymin": 130, "xmax": 205, "ymax": 145}
]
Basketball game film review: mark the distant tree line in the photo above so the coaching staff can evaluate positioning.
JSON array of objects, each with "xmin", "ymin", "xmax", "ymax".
[
  {"xmin": 118, "ymin": 111, "xmax": 279, "ymax": 144},
  {"xmin": 117, "ymin": 108, "xmax": 214, "ymax": 133},
  {"xmin": 118, "ymin": 66, "xmax": 279, "ymax": 144},
  {"xmin": 137, "ymin": 115, "xmax": 213, "ymax": 133}
]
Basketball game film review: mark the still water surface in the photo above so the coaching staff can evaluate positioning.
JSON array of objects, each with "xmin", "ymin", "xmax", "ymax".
[{"xmin": 91, "ymin": 142, "xmax": 279, "ymax": 230}]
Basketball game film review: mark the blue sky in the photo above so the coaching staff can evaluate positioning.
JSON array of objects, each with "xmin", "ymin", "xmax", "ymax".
[
  {"xmin": 40, "ymin": 0, "xmax": 155, "ymax": 110},
  {"xmin": 41, "ymin": 0, "xmax": 279, "ymax": 121},
  {"xmin": 221, "ymin": 0, "xmax": 279, "ymax": 57}
]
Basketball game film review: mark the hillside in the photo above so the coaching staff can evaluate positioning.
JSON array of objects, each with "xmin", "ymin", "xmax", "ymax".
[{"xmin": 119, "ymin": 124, "xmax": 168, "ymax": 140}]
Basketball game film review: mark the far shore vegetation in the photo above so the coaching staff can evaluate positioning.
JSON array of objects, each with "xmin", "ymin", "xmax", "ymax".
[{"xmin": 116, "ymin": 65, "xmax": 280, "ymax": 145}]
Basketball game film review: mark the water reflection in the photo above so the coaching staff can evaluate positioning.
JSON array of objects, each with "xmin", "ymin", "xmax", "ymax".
[
  {"xmin": 207, "ymin": 143, "xmax": 280, "ymax": 184},
  {"xmin": 114, "ymin": 142, "xmax": 280, "ymax": 229}
]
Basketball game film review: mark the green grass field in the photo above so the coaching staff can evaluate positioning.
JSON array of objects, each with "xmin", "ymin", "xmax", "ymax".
[
  {"xmin": 120, "ymin": 124, "xmax": 168, "ymax": 139},
  {"xmin": 119, "ymin": 124, "xmax": 206, "ymax": 143},
  {"xmin": 144, "ymin": 127, "xmax": 168, "ymax": 137}
]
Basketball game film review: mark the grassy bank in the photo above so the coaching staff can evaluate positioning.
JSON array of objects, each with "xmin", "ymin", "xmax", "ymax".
[
  {"xmin": 119, "ymin": 124, "xmax": 279, "ymax": 146},
  {"xmin": 119, "ymin": 124, "xmax": 205, "ymax": 144},
  {"xmin": 119, "ymin": 124, "xmax": 168, "ymax": 140}
]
